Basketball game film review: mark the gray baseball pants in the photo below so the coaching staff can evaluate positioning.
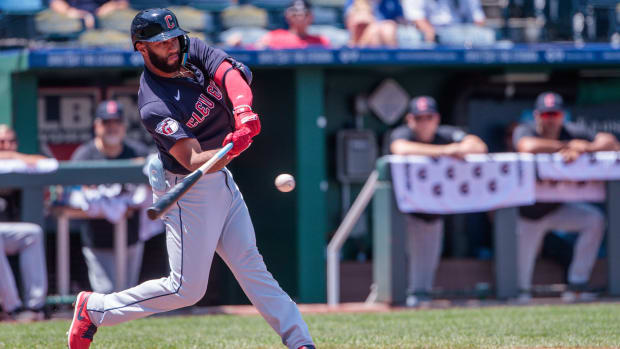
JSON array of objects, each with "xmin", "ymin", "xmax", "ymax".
[
  {"xmin": 0, "ymin": 222, "xmax": 48, "ymax": 312},
  {"xmin": 517, "ymin": 203, "xmax": 605, "ymax": 291},
  {"xmin": 86, "ymin": 169, "xmax": 314, "ymax": 349},
  {"xmin": 405, "ymin": 215, "xmax": 444, "ymax": 293}
]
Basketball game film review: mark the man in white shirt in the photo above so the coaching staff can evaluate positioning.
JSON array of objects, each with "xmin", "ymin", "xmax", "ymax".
[{"xmin": 401, "ymin": 0, "xmax": 495, "ymax": 45}]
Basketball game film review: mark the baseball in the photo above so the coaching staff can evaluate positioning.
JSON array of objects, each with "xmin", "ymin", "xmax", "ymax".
[{"xmin": 275, "ymin": 174, "xmax": 296, "ymax": 192}]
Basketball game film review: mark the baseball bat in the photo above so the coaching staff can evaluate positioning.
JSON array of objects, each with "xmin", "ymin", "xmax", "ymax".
[{"xmin": 147, "ymin": 142, "xmax": 233, "ymax": 220}]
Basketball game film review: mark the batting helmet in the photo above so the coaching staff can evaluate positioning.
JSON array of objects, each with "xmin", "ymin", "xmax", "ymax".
[{"xmin": 130, "ymin": 8, "xmax": 189, "ymax": 51}]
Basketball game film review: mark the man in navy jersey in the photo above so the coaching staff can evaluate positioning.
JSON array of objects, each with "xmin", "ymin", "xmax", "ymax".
[{"xmin": 68, "ymin": 8, "xmax": 315, "ymax": 349}]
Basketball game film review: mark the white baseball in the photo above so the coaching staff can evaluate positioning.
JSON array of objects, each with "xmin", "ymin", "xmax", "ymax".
[{"xmin": 275, "ymin": 174, "xmax": 295, "ymax": 192}]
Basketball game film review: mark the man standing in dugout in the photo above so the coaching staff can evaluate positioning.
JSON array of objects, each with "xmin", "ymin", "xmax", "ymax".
[
  {"xmin": 389, "ymin": 96, "xmax": 488, "ymax": 307},
  {"xmin": 67, "ymin": 8, "xmax": 316, "ymax": 349},
  {"xmin": 513, "ymin": 91, "xmax": 619, "ymax": 303}
]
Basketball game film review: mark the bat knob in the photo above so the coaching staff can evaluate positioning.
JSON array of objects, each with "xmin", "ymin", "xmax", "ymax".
[{"xmin": 147, "ymin": 207, "xmax": 160, "ymax": 220}]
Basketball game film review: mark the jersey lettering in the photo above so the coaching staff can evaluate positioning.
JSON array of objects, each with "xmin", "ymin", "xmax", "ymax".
[
  {"xmin": 186, "ymin": 93, "xmax": 215, "ymax": 128},
  {"xmin": 207, "ymin": 81, "xmax": 222, "ymax": 100}
]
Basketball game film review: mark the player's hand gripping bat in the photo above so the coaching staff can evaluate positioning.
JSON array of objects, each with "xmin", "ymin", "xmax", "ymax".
[{"xmin": 147, "ymin": 142, "xmax": 233, "ymax": 220}]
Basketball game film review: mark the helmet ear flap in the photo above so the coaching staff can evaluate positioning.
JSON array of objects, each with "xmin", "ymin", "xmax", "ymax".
[{"xmin": 179, "ymin": 35, "xmax": 189, "ymax": 65}]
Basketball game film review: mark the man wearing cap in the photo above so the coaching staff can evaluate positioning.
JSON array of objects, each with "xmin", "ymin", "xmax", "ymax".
[
  {"xmin": 67, "ymin": 8, "xmax": 316, "ymax": 349},
  {"xmin": 0, "ymin": 125, "xmax": 48, "ymax": 322},
  {"xmin": 513, "ymin": 91, "xmax": 619, "ymax": 303},
  {"xmin": 258, "ymin": 0, "xmax": 329, "ymax": 49},
  {"xmin": 70, "ymin": 100, "xmax": 150, "ymax": 294},
  {"xmin": 390, "ymin": 95, "xmax": 487, "ymax": 307}
]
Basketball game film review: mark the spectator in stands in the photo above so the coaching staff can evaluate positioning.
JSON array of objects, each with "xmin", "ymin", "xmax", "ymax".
[
  {"xmin": 389, "ymin": 96, "xmax": 488, "ymax": 307},
  {"xmin": 513, "ymin": 91, "xmax": 620, "ymax": 303},
  {"xmin": 344, "ymin": 0, "xmax": 401, "ymax": 47},
  {"xmin": 0, "ymin": 125, "xmax": 48, "ymax": 322},
  {"xmin": 70, "ymin": 100, "xmax": 150, "ymax": 293},
  {"xmin": 257, "ymin": 0, "xmax": 330, "ymax": 49},
  {"xmin": 50, "ymin": 0, "xmax": 128, "ymax": 29},
  {"xmin": 401, "ymin": 0, "xmax": 495, "ymax": 46}
]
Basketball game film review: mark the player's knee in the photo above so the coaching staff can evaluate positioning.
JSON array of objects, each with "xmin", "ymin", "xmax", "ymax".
[
  {"xmin": 583, "ymin": 208, "xmax": 605, "ymax": 233},
  {"xmin": 175, "ymin": 283, "xmax": 207, "ymax": 306},
  {"xmin": 23, "ymin": 223, "xmax": 44, "ymax": 245}
]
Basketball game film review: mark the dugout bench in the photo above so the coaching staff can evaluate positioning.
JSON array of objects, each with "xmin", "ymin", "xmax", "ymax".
[{"xmin": 372, "ymin": 156, "xmax": 620, "ymax": 303}]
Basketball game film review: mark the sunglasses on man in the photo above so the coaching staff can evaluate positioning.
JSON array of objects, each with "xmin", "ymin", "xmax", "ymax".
[
  {"xmin": 413, "ymin": 113, "xmax": 438, "ymax": 121},
  {"xmin": 538, "ymin": 111, "xmax": 563, "ymax": 119}
]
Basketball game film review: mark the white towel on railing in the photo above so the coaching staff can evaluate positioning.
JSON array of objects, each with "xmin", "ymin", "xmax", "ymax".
[
  {"xmin": 536, "ymin": 151, "xmax": 620, "ymax": 180},
  {"xmin": 0, "ymin": 158, "xmax": 59, "ymax": 174},
  {"xmin": 389, "ymin": 153, "xmax": 536, "ymax": 214}
]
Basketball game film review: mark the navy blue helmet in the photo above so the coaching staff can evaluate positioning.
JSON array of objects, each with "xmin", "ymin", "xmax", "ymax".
[{"xmin": 130, "ymin": 8, "xmax": 188, "ymax": 51}]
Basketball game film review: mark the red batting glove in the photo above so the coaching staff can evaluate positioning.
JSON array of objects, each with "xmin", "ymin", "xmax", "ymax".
[
  {"xmin": 223, "ymin": 127, "xmax": 253, "ymax": 158},
  {"xmin": 233, "ymin": 105, "xmax": 261, "ymax": 138}
]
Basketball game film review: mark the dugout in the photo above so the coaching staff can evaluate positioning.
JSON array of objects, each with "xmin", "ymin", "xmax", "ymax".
[{"xmin": 2, "ymin": 45, "xmax": 620, "ymax": 304}]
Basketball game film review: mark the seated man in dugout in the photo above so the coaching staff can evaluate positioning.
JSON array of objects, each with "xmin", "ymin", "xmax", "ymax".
[
  {"xmin": 0, "ymin": 125, "xmax": 49, "ymax": 322},
  {"xmin": 513, "ymin": 91, "xmax": 620, "ymax": 303},
  {"xmin": 389, "ymin": 95, "xmax": 487, "ymax": 307}
]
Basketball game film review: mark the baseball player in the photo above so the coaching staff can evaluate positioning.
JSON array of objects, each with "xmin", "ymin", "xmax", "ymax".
[
  {"xmin": 389, "ymin": 96, "xmax": 487, "ymax": 307},
  {"xmin": 513, "ymin": 91, "xmax": 619, "ymax": 303},
  {"xmin": 68, "ymin": 9, "xmax": 315, "ymax": 349}
]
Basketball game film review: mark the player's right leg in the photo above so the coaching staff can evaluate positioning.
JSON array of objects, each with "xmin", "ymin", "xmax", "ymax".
[
  {"xmin": 216, "ymin": 170, "xmax": 314, "ymax": 349},
  {"xmin": 68, "ymin": 171, "xmax": 232, "ymax": 348}
]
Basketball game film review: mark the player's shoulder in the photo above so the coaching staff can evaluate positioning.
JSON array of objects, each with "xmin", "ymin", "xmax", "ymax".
[
  {"xmin": 70, "ymin": 140, "xmax": 97, "ymax": 161},
  {"xmin": 390, "ymin": 124, "xmax": 414, "ymax": 141},
  {"xmin": 123, "ymin": 138, "xmax": 151, "ymax": 157},
  {"xmin": 139, "ymin": 100, "xmax": 175, "ymax": 120}
]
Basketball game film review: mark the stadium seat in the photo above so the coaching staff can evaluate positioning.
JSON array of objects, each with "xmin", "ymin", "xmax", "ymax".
[
  {"xmin": 98, "ymin": 8, "xmax": 139, "ymax": 34},
  {"xmin": 78, "ymin": 29, "xmax": 130, "ymax": 48},
  {"xmin": 308, "ymin": 24, "xmax": 348, "ymax": 47},
  {"xmin": 168, "ymin": 6, "xmax": 214, "ymax": 34},
  {"xmin": 129, "ymin": 0, "xmax": 171, "ymax": 11},
  {"xmin": 189, "ymin": 0, "xmax": 232, "ymax": 12},
  {"xmin": 0, "ymin": 0, "xmax": 43, "ymax": 13},
  {"xmin": 218, "ymin": 26, "xmax": 268, "ymax": 47},
  {"xmin": 312, "ymin": 6, "xmax": 340, "ymax": 26},
  {"xmin": 309, "ymin": 0, "xmax": 346, "ymax": 7},
  {"xmin": 221, "ymin": 5, "xmax": 268, "ymax": 29},
  {"xmin": 35, "ymin": 9, "xmax": 83, "ymax": 39}
]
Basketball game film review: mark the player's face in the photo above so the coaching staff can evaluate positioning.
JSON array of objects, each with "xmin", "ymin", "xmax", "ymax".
[
  {"xmin": 0, "ymin": 128, "xmax": 17, "ymax": 152},
  {"xmin": 408, "ymin": 113, "xmax": 439, "ymax": 143},
  {"xmin": 95, "ymin": 118, "xmax": 126, "ymax": 146},
  {"xmin": 535, "ymin": 110, "xmax": 564, "ymax": 137},
  {"xmin": 285, "ymin": 9, "xmax": 312, "ymax": 30},
  {"xmin": 141, "ymin": 37, "xmax": 181, "ymax": 74}
]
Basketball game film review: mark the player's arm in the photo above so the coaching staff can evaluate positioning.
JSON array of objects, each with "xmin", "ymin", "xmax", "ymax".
[
  {"xmin": 584, "ymin": 132, "xmax": 620, "ymax": 152},
  {"xmin": 516, "ymin": 137, "xmax": 566, "ymax": 153},
  {"xmin": 390, "ymin": 139, "xmax": 455, "ymax": 156},
  {"xmin": 0, "ymin": 151, "xmax": 46, "ymax": 165},
  {"xmin": 169, "ymin": 138, "xmax": 231, "ymax": 173},
  {"xmin": 458, "ymin": 134, "xmax": 488, "ymax": 154}
]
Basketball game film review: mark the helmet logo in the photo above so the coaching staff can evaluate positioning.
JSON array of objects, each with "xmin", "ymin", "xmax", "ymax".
[{"xmin": 164, "ymin": 15, "xmax": 175, "ymax": 29}]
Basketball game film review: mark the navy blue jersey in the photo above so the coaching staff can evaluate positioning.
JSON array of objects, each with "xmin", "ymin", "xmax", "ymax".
[{"xmin": 139, "ymin": 37, "xmax": 234, "ymax": 174}]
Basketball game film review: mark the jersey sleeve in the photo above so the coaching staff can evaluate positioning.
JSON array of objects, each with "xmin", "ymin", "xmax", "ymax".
[
  {"xmin": 140, "ymin": 101, "xmax": 195, "ymax": 152},
  {"xmin": 187, "ymin": 37, "xmax": 229, "ymax": 79},
  {"xmin": 438, "ymin": 125, "xmax": 467, "ymax": 143},
  {"xmin": 564, "ymin": 122, "xmax": 597, "ymax": 141},
  {"xmin": 69, "ymin": 143, "xmax": 92, "ymax": 161},
  {"xmin": 512, "ymin": 123, "xmax": 536, "ymax": 150},
  {"xmin": 389, "ymin": 125, "xmax": 414, "ymax": 144}
]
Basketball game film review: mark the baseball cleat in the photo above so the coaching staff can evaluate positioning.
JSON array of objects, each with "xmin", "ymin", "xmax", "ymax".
[{"xmin": 67, "ymin": 291, "xmax": 98, "ymax": 349}]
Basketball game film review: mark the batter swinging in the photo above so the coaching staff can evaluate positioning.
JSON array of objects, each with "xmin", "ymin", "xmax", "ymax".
[{"xmin": 67, "ymin": 8, "xmax": 315, "ymax": 349}]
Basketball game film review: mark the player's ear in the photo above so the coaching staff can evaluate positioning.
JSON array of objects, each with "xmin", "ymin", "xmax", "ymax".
[{"xmin": 136, "ymin": 42, "xmax": 147, "ymax": 54}]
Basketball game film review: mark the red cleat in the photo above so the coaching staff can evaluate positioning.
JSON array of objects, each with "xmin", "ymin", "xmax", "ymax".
[{"xmin": 67, "ymin": 291, "xmax": 98, "ymax": 349}]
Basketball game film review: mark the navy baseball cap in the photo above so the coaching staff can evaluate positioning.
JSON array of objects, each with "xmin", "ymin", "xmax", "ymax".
[
  {"xmin": 409, "ymin": 96, "xmax": 438, "ymax": 115},
  {"xmin": 287, "ymin": 0, "xmax": 311, "ymax": 13},
  {"xmin": 95, "ymin": 100, "xmax": 124, "ymax": 120},
  {"xmin": 534, "ymin": 92, "xmax": 564, "ymax": 113}
]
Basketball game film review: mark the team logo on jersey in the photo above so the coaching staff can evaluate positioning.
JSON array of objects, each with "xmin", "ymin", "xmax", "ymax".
[
  {"xmin": 156, "ymin": 117, "xmax": 180, "ymax": 135},
  {"xmin": 165, "ymin": 15, "xmax": 175, "ymax": 29}
]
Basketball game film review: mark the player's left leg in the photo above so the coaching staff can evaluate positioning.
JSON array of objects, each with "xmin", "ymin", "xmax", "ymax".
[
  {"xmin": 216, "ymin": 170, "xmax": 314, "ymax": 349},
  {"xmin": 544, "ymin": 203, "xmax": 604, "ymax": 287},
  {"xmin": 0, "ymin": 222, "xmax": 47, "ymax": 311}
]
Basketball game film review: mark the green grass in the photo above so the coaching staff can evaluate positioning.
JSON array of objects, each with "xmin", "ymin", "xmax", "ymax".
[{"xmin": 1, "ymin": 303, "xmax": 619, "ymax": 348}]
